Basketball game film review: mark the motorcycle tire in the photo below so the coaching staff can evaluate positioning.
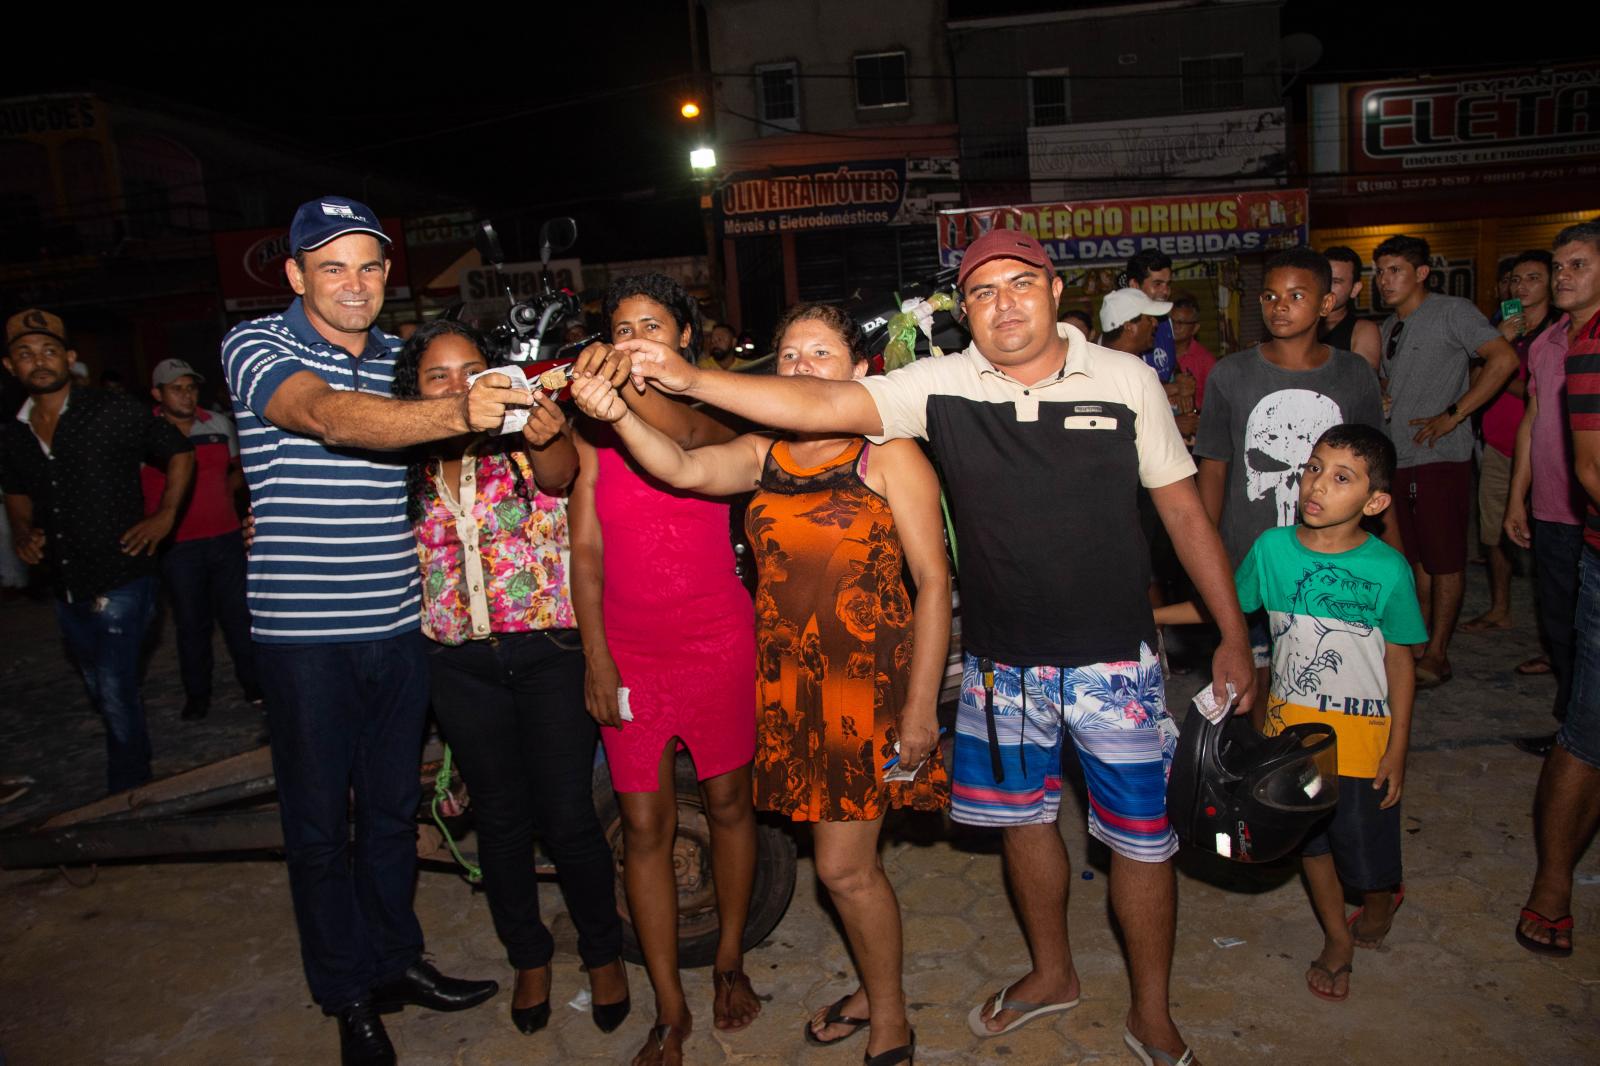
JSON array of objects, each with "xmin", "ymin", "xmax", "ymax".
[{"xmin": 591, "ymin": 753, "xmax": 797, "ymax": 969}]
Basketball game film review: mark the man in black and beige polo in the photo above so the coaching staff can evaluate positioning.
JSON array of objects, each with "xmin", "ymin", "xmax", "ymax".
[{"xmin": 615, "ymin": 229, "xmax": 1251, "ymax": 1066}]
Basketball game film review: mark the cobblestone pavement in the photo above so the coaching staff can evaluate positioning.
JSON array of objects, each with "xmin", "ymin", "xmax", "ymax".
[{"xmin": 2, "ymin": 573, "xmax": 1598, "ymax": 1064}]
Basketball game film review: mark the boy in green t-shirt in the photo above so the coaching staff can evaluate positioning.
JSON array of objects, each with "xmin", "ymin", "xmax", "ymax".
[{"xmin": 1159, "ymin": 423, "xmax": 1426, "ymax": 1003}]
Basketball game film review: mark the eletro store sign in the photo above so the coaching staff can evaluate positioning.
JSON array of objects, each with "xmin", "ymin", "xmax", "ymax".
[{"xmin": 1310, "ymin": 63, "xmax": 1600, "ymax": 194}]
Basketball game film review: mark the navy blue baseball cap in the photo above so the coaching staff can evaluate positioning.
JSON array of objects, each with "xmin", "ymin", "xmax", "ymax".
[{"xmin": 289, "ymin": 196, "xmax": 391, "ymax": 253}]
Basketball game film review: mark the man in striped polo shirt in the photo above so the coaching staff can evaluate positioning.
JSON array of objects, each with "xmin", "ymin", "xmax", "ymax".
[
  {"xmin": 222, "ymin": 197, "xmax": 530, "ymax": 1066},
  {"xmin": 1518, "ymin": 219, "xmax": 1600, "ymax": 961}
]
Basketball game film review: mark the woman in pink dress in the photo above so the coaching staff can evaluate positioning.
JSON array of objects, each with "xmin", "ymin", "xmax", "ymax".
[{"xmin": 569, "ymin": 274, "xmax": 759, "ymax": 1066}]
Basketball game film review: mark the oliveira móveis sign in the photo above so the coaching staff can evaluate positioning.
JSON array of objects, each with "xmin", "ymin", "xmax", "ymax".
[{"xmin": 718, "ymin": 160, "xmax": 907, "ymax": 236}]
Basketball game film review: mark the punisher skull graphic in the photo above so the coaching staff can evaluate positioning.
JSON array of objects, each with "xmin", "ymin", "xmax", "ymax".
[{"xmin": 1243, "ymin": 389, "xmax": 1342, "ymax": 526}]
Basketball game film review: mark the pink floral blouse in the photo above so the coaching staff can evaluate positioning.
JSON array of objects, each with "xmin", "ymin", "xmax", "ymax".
[{"xmin": 414, "ymin": 447, "xmax": 575, "ymax": 645}]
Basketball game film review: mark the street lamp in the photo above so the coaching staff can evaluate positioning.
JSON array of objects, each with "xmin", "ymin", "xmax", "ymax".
[{"xmin": 688, "ymin": 145, "xmax": 723, "ymax": 323}]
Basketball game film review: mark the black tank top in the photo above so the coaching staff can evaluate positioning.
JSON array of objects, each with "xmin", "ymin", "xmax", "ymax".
[{"xmin": 1319, "ymin": 312, "xmax": 1357, "ymax": 351}]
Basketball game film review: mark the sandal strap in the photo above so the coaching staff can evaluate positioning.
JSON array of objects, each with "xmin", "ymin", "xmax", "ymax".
[
  {"xmin": 649, "ymin": 1022, "xmax": 686, "ymax": 1048},
  {"xmin": 1520, "ymin": 908, "xmax": 1574, "ymax": 930},
  {"xmin": 824, "ymin": 994, "xmax": 869, "ymax": 1027},
  {"xmin": 863, "ymin": 1030, "xmax": 915, "ymax": 1066}
]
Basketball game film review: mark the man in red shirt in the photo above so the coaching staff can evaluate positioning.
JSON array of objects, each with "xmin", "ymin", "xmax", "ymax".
[
  {"xmin": 143, "ymin": 358, "xmax": 260, "ymax": 719},
  {"xmin": 1517, "ymin": 219, "xmax": 1600, "ymax": 959}
]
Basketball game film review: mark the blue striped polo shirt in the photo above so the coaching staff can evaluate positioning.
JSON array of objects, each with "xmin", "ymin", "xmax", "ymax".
[{"xmin": 222, "ymin": 298, "xmax": 420, "ymax": 644}]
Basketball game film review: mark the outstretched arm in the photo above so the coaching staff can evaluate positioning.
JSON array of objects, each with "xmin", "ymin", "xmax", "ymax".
[
  {"xmin": 618, "ymin": 337, "xmax": 884, "ymax": 436},
  {"xmin": 260, "ymin": 369, "xmax": 528, "ymax": 450},
  {"xmin": 573, "ymin": 341, "xmax": 737, "ymax": 449},
  {"xmin": 570, "ymin": 372, "xmax": 769, "ymax": 496}
]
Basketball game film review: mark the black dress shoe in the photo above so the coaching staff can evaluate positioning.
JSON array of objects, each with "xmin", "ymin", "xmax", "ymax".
[
  {"xmin": 372, "ymin": 960, "xmax": 499, "ymax": 1013},
  {"xmin": 336, "ymin": 1000, "xmax": 396, "ymax": 1066},
  {"xmin": 181, "ymin": 696, "xmax": 210, "ymax": 721},
  {"xmin": 512, "ymin": 999, "xmax": 551, "ymax": 1034},
  {"xmin": 592, "ymin": 994, "xmax": 631, "ymax": 1033},
  {"xmin": 1512, "ymin": 732, "xmax": 1557, "ymax": 756}
]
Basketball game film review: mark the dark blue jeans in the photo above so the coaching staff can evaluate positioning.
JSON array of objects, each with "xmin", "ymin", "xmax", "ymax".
[
  {"xmin": 1557, "ymin": 546, "xmax": 1600, "ymax": 769},
  {"xmin": 1533, "ymin": 519, "xmax": 1584, "ymax": 722},
  {"xmin": 161, "ymin": 530, "xmax": 258, "ymax": 701},
  {"xmin": 55, "ymin": 576, "xmax": 158, "ymax": 793},
  {"xmin": 256, "ymin": 632, "xmax": 430, "ymax": 1011},
  {"xmin": 428, "ymin": 631, "xmax": 622, "ymax": 971}
]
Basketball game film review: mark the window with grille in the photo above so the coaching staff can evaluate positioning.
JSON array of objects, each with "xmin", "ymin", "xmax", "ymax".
[
  {"xmin": 1180, "ymin": 54, "xmax": 1245, "ymax": 111},
  {"xmin": 1029, "ymin": 70, "xmax": 1071, "ymax": 126},
  {"xmin": 855, "ymin": 51, "xmax": 909, "ymax": 109},
  {"xmin": 756, "ymin": 62, "xmax": 801, "ymax": 133}
]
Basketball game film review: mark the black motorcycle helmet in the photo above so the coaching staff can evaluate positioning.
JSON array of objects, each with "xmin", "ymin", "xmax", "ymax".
[{"xmin": 1166, "ymin": 706, "xmax": 1338, "ymax": 864}]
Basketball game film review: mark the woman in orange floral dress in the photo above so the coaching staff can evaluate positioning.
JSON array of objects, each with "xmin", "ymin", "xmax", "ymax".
[{"xmin": 573, "ymin": 303, "xmax": 950, "ymax": 1066}]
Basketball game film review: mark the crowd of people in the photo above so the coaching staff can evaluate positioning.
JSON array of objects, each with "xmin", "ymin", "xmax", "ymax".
[{"xmin": 2, "ymin": 194, "xmax": 1598, "ymax": 1066}]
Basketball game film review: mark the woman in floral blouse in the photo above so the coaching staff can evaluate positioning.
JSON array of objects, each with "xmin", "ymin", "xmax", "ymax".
[{"xmin": 394, "ymin": 320, "xmax": 630, "ymax": 1039}]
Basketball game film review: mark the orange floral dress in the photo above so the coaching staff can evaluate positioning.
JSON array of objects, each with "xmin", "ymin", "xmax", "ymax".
[{"xmin": 747, "ymin": 438, "xmax": 948, "ymax": 822}]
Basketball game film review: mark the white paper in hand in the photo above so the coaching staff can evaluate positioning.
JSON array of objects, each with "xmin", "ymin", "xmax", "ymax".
[
  {"xmin": 1191, "ymin": 680, "xmax": 1238, "ymax": 725},
  {"xmin": 883, "ymin": 739, "xmax": 930, "ymax": 783},
  {"xmin": 466, "ymin": 366, "xmax": 533, "ymax": 435},
  {"xmin": 617, "ymin": 686, "xmax": 634, "ymax": 722}
]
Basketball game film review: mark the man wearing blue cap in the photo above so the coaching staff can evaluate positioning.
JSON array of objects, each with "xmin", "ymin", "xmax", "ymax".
[{"xmin": 222, "ymin": 197, "xmax": 529, "ymax": 1066}]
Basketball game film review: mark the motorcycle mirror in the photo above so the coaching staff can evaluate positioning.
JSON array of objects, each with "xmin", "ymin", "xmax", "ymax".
[
  {"xmin": 539, "ymin": 217, "xmax": 578, "ymax": 264},
  {"xmin": 475, "ymin": 222, "xmax": 505, "ymax": 267}
]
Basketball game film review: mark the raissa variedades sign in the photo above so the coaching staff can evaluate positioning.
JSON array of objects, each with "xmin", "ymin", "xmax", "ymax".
[
  {"xmin": 937, "ymin": 190, "xmax": 1309, "ymax": 269},
  {"xmin": 1308, "ymin": 63, "xmax": 1600, "ymax": 195}
]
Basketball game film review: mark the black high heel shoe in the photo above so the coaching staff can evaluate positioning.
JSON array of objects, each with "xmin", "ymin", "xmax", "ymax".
[
  {"xmin": 511, "ymin": 1000, "xmax": 551, "ymax": 1034},
  {"xmin": 511, "ymin": 966, "xmax": 551, "ymax": 1034},
  {"xmin": 592, "ymin": 993, "xmax": 631, "ymax": 1033}
]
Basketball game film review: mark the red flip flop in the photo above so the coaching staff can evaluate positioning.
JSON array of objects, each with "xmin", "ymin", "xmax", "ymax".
[
  {"xmin": 1515, "ymin": 908, "xmax": 1574, "ymax": 957},
  {"xmin": 1348, "ymin": 884, "xmax": 1405, "ymax": 948}
]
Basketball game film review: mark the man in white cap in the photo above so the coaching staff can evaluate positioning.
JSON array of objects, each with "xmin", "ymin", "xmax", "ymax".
[
  {"xmin": 1099, "ymin": 287, "xmax": 1174, "ymax": 360},
  {"xmin": 143, "ymin": 357, "xmax": 259, "ymax": 720}
]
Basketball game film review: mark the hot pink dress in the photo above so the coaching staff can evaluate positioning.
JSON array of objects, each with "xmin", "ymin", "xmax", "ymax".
[{"xmin": 591, "ymin": 427, "xmax": 756, "ymax": 791}]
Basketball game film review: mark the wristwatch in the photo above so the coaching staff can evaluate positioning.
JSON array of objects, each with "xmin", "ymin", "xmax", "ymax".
[{"xmin": 1446, "ymin": 402, "xmax": 1459, "ymax": 419}]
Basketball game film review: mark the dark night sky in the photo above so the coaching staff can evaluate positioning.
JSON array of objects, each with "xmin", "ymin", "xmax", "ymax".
[{"xmin": 4, "ymin": 7, "xmax": 1598, "ymax": 262}]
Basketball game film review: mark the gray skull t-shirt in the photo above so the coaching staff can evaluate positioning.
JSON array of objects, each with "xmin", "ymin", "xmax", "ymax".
[{"xmin": 1194, "ymin": 346, "xmax": 1385, "ymax": 565}]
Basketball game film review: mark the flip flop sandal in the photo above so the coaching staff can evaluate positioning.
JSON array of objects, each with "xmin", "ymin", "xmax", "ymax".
[
  {"xmin": 1515, "ymin": 908, "xmax": 1574, "ymax": 958},
  {"xmin": 803, "ymin": 993, "xmax": 869, "ymax": 1046},
  {"xmin": 1123, "ymin": 1028, "xmax": 1196, "ymax": 1066},
  {"xmin": 1459, "ymin": 617, "xmax": 1511, "ymax": 633},
  {"xmin": 713, "ymin": 969, "xmax": 762, "ymax": 1031},
  {"xmin": 1515, "ymin": 655, "xmax": 1553, "ymax": 676},
  {"xmin": 633, "ymin": 1022, "xmax": 688, "ymax": 1066},
  {"xmin": 863, "ymin": 1029, "xmax": 915, "ymax": 1066},
  {"xmin": 965, "ymin": 980, "xmax": 1080, "ymax": 1038},
  {"xmin": 1306, "ymin": 960, "xmax": 1352, "ymax": 1002},
  {"xmin": 1414, "ymin": 666, "xmax": 1453, "ymax": 690},
  {"xmin": 1348, "ymin": 883, "xmax": 1406, "ymax": 948}
]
